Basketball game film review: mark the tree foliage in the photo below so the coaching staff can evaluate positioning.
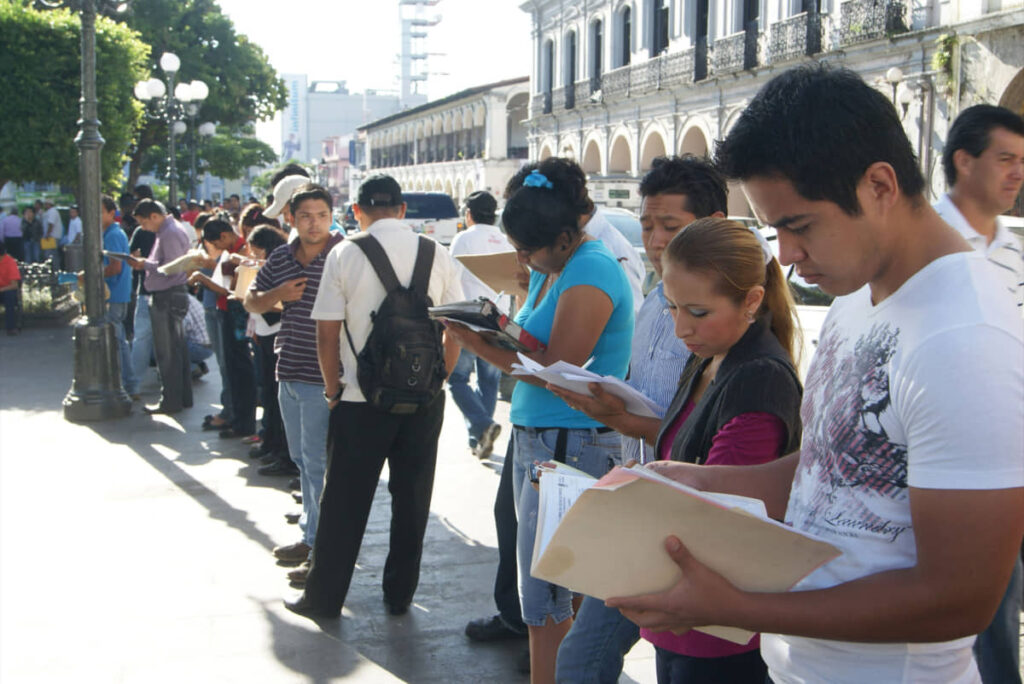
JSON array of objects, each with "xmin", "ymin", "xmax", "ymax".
[
  {"xmin": 125, "ymin": 0, "xmax": 288, "ymax": 184},
  {"xmin": 0, "ymin": 1, "xmax": 149, "ymax": 192},
  {"xmin": 141, "ymin": 125, "xmax": 278, "ymax": 187}
]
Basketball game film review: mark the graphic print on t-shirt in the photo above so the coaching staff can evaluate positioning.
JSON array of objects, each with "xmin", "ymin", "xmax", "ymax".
[{"xmin": 794, "ymin": 319, "xmax": 909, "ymax": 545}]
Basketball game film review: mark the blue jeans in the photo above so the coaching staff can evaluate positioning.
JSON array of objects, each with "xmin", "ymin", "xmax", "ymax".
[
  {"xmin": 105, "ymin": 301, "xmax": 136, "ymax": 394},
  {"xmin": 512, "ymin": 426, "xmax": 622, "ymax": 626},
  {"xmin": 448, "ymin": 349, "xmax": 501, "ymax": 445},
  {"xmin": 974, "ymin": 555, "xmax": 1022, "ymax": 684},
  {"xmin": 279, "ymin": 380, "xmax": 330, "ymax": 548},
  {"xmin": 187, "ymin": 339, "xmax": 213, "ymax": 365},
  {"xmin": 23, "ymin": 240, "xmax": 40, "ymax": 264},
  {"xmin": 556, "ymin": 595, "xmax": 640, "ymax": 683},
  {"xmin": 204, "ymin": 307, "xmax": 233, "ymax": 421},
  {"xmin": 2, "ymin": 289, "xmax": 18, "ymax": 332},
  {"xmin": 128, "ymin": 292, "xmax": 152, "ymax": 394}
]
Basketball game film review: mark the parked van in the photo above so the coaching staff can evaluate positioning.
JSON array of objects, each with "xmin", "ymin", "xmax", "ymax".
[{"xmin": 402, "ymin": 192, "xmax": 460, "ymax": 245}]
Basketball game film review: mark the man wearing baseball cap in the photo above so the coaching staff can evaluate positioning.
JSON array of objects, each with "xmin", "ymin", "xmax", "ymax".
[{"xmin": 447, "ymin": 190, "xmax": 513, "ymax": 458}]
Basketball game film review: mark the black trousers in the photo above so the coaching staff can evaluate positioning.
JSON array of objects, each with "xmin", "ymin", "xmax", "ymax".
[
  {"xmin": 494, "ymin": 439, "xmax": 527, "ymax": 631},
  {"xmin": 219, "ymin": 304, "xmax": 256, "ymax": 435},
  {"xmin": 302, "ymin": 393, "xmax": 445, "ymax": 612},
  {"xmin": 4, "ymin": 237, "xmax": 24, "ymax": 263},
  {"xmin": 255, "ymin": 333, "xmax": 286, "ymax": 455},
  {"xmin": 149, "ymin": 287, "xmax": 192, "ymax": 412}
]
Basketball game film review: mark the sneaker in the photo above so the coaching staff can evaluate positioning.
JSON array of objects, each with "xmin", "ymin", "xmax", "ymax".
[
  {"xmin": 475, "ymin": 423, "xmax": 502, "ymax": 460},
  {"xmin": 258, "ymin": 457, "xmax": 299, "ymax": 477},
  {"xmin": 464, "ymin": 614, "xmax": 527, "ymax": 642},
  {"xmin": 272, "ymin": 541, "xmax": 311, "ymax": 563}
]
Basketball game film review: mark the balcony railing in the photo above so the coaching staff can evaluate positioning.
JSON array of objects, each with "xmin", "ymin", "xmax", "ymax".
[
  {"xmin": 574, "ymin": 80, "xmax": 590, "ymax": 107},
  {"xmin": 602, "ymin": 64, "xmax": 631, "ymax": 99},
  {"xmin": 662, "ymin": 49, "xmax": 695, "ymax": 89},
  {"xmin": 552, "ymin": 86, "xmax": 567, "ymax": 111},
  {"xmin": 839, "ymin": 0, "xmax": 908, "ymax": 46},
  {"xmin": 531, "ymin": 92, "xmax": 552, "ymax": 116},
  {"xmin": 712, "ymin": 31, "xmax": 748, "ymax": 74},
  {"xmin": 769, "ymin": 11, "xmax": 823, "ymax": 63}
]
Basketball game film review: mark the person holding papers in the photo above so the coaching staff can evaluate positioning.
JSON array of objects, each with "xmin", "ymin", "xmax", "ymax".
[
  {"xmin": 445, "ymin": 157, "xmax": 634, "ymax": 684},
  {"xmin": 550, "ymin": 217, "xmax": 802, "ymax": 683}
]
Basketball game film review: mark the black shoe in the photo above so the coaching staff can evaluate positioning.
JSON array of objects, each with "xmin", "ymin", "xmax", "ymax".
[
  {"xmin": 464, "ymin": 614, "xmax": 527, "ymax": 642},
  {"xmin": 283, "ymin": 595, "xmax": 339, "ymax": 620},
  {"xmin": 386, "ymin": 602, "xmax": 409, "ymax": 616},
  {"xmin": 285, "ymin": 512, "xmax": 301, "ymax": 525},
  {"xmin": 249, "ymin": 444, "xmax": 270, "ymax": 459},
  {"xmin": 291, "ymin": 491, "xmax": 303, "ymax": 504},
  {"xmin": 259, "ymin": 457, "xmax": 299, "ymax": 477}
]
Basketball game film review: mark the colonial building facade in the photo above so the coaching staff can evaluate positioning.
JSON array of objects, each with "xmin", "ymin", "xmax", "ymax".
[
  {"xmin": 356, "ymin": 77, "xmax": 531, "ymax": 206},
  {"xmin": 521, "ymin": 0, "xmax": 1024, "ymax": 214}
]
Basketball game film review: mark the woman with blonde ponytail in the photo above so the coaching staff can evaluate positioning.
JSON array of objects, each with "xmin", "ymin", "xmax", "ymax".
[{"xmin": 550, "ymin": 217, "xmax": 803, "ymax": 683}]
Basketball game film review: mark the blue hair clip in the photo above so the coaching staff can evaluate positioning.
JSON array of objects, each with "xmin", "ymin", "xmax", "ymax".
[{"xmin": 523, "ymin": 169, "xmax": 554, "ymax": 189}]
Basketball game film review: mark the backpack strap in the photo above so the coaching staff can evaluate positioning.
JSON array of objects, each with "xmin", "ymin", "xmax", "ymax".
[
  {"xmin": 349, "ymin": 233, "xmax": 401, "ymax": 293},
  {"xmin": 410, "ymin": 236, "xmax": 436, "ymax": 295}
]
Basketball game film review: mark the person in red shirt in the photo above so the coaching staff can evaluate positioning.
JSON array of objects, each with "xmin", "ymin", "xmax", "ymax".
[{"xmin": 0, "ymin": 241, "xmax": 22, "ymax": 335}]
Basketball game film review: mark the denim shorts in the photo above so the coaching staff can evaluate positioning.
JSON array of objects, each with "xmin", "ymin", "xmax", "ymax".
[{"xmin": 511, "ymin": 425, "xmax": 622, "ymax": 627}]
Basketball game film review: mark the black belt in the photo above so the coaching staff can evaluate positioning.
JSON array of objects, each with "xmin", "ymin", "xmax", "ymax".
[{"xmin": 512, "ymin": 425, "xmax": 615, "ymax": 464}]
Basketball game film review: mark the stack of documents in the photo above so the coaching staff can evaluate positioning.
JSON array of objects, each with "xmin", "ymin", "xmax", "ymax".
[
  {"xmin": 429, "ymin": 298, "xmax": 543, "ymax": 352},
  {"xmin": 531, "ymin": 464, "xmax": 841, "ymax": 644},
  {"xmin": 510, "ymin": 353, "xmax": 664, "ymax": 418}
]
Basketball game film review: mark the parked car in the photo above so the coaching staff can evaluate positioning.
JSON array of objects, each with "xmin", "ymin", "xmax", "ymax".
[
  {"xmin": 403, "ymin": 192, "xmax": 460, "ymax": 245},
  {"xmin": 600, "ymin": 207, "xmax": 658, "ymax": 294}
]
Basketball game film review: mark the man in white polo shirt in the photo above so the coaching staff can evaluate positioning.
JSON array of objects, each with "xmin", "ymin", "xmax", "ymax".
[
  {"xmin": 447, "ymin": 190, "xmax": 513, "ymax": 458},
  {"xmin": 285, "ymin": 174, "xmax": 463, "ymax": 619},
  {"xmin": 934, "ymin": 103, "xmax": 1024, "ymax": 684}
]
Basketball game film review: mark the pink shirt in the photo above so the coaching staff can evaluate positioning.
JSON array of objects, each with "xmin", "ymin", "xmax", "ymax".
[{"xmin": 647, "ymin": 400, "xmax": 786, "ymax": 658}]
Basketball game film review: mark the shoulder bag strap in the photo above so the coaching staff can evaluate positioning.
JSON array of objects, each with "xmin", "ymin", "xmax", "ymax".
[
  {"xmin": 349, "ymin": 233, "xmax": 401, "ymax": 293},
  {"xmin": 409, "ymin": 236, "xmax": 436, "ymax": 295}
]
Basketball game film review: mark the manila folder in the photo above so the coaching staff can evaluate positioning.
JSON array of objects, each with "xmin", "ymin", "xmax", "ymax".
[
  {"xmin": 456, "ymin": 252, "xmax": 528, "ymax": 299},
  {"xmin": 531, "ymin": 467, "xmax": 840, "ymax": 644}
]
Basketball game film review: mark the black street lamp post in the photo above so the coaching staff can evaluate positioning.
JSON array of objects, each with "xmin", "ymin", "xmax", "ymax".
[{"xmin": 34, "ymin": 0, "xmax": 132, "ymax": 421}]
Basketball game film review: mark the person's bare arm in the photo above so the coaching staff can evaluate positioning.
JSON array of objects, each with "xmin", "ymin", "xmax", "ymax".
[
  {"xmin": 547, "ymin": 382, "xmax": 663, "ymax": 445},
  {"xmin": 244, "ymin": 277, "xmax": 306, "ymax": 314},
  {"xmin": 187, "ymin": 271, "xmax": 228, "ymax": 297},
  {"xmin": 608, "ymin": 486, "xmax": 1024, "ymax": 643},
  {"xmin": 442, "ymin": 329, "xmax": 460, "ymax": 376},
  {"xmin": 102, "ymin": 258, "xmax": 122, "ymax": 278},
  {"xmin": 445, "ymin": 284, "xmax": 613, "ymax": 388},
  {"xmin": 317, "ymin": 319, "xmax": 343, "ymax": 409}
]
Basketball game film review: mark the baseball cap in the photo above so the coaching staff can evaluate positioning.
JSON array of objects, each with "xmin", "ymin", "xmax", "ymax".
[
  {"xmin": 357, "ymin": 174, "xmax": 403, "ymax": 207},
  {"xmin": 264, "ymin": 175, "xmax": 309, "ymax": 219},
  {"xmin": 463, "ymin": 190, "xmax": 497, "ymax": 217}
]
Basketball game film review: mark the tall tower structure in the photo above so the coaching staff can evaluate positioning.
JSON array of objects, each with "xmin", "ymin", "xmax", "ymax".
[{"xmin": 399, "ymin": 0, "xmax": 440, "ymax": 107}]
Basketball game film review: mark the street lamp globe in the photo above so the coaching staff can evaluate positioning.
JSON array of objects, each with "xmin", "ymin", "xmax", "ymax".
[
  {"xmin": 198, "ymin": 122, "xmax": 217, "ymax": 137},
  {"xmin": 159, "ymin": 52, "xmax": 181, "ymax": 74},
  {"xmin": 146, "ymin": 77, "xmax": 166, "ymax": 99},
  {"xmin": 172, "ymin": 120, "xmax": 188, "ymax": 136},
  {"xmin": 885, "ymin": 66, "xmax": 904, "ymax": 86},
  {"xmin": 133, "ymin": 79, "xmax": 151, "ymax": 100},
  {"xmin": 174, "ymin": 82, "xmax": 193, "ymax": 102},
  {"xmin": 189, "ymin": 80, "xmax": 209, "ymax": 101}
]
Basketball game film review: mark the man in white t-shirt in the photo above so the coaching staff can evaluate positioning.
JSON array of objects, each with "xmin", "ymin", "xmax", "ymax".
[
  {"xmin": 447, "ymin": 190, "xmax": 513, "ymax": 458},
  {"xmin": 42, "ymin": 199, "xmax": 64, "ymax": 269},
  {"xmin": 286, "ymin": 174, "xmax": 463, "ymax": 620},
  {"xmin": 607, "ymin": 66, "xmax": 1024, "ymax": 684},
  {"xmin": 934, "ymin": 103, "xmax": 1024, "ymax": 684}
]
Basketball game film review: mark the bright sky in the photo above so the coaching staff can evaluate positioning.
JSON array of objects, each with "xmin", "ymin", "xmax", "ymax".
[{"xmin": 215, "ymin": 0, "xmax": 534, "ymax": 153}]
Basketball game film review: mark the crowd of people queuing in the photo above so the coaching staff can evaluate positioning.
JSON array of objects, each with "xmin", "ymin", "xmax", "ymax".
[{"xmin": 2, "ymin": 64, "xmax": 1020, "ymax": 683}]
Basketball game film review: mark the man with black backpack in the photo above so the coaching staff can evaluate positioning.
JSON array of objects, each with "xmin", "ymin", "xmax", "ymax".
[{"xmin": 286, "ymin": 174, "xmax": 463, "ymax": 619}]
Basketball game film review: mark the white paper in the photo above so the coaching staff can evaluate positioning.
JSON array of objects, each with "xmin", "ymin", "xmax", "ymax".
[
  {"xmin": 533, "ymin": 470, "xmax": 596, "ymax": 566},
  {"xmin": 510, "ymin": 353, "xmax": 665, "ymax": 419}
]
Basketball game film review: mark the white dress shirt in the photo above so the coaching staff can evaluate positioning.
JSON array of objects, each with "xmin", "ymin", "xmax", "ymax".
[{"xmin": 311, "ymin": 218, "xmax": 464, "ymax": 402}]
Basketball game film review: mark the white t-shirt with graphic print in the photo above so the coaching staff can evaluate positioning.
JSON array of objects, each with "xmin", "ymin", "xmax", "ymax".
[{"xmin": 761, "ymin": 251, "xmax": 1023, "ymax": 684}]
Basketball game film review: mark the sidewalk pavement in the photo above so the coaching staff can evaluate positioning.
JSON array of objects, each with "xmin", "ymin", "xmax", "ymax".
[{"xmin": 0, "ymin": 325, "xmax": 656, "ymax": 683}]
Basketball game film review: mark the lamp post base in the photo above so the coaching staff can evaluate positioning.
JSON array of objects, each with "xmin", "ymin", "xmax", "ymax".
[{"xmin": 63, "ymin": 318, "xmax": 132, "ymax": 422}]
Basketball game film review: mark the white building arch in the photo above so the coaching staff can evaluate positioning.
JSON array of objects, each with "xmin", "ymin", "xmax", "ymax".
[
  {"xmin": 581, "ymin": 136, "xmax": 604, "ymax": 175},
  {"xmin": 639, "ymin": 122, "xmax": 669, "ymax": 171},
  {"xmin": 607, "ymin": 133, "xmax": 634, "ymax": 175},
  {"xmin": 678, "ymin": 120, "xmax": 711, "ymax": 158}
]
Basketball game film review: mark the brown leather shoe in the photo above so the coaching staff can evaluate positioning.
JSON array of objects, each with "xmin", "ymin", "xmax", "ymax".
[
  {"xmin": 272, "ymin": 541, "xmax": 311, "ymax": 563},
  {"xmin": 287, "ymin": 561, "xmax": 310, "ymax": 585}
]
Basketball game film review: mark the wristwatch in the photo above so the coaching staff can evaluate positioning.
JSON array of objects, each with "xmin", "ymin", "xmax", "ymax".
[{"xmin": 323, "ymin": 386, "xmax": 343, "ymax": 402}]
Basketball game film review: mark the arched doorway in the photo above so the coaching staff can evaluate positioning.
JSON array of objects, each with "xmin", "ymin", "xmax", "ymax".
[
  {"xmin": 639, "ymin": 130, "xmax": 667, "ymax": 172},
  {"xmin": 582, "ymin": 139, "xmax": 602, "ymax": 174},
  {"xmin": 679, "ymin": 126, "xmax": 709, "ymax": 158},
  {"xmin": 608, "ymin": 135, "xmax": 632, "ymax": 174}
]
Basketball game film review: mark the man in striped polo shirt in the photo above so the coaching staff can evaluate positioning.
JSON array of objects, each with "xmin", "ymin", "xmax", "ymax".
[
  {"xmin": 244, "ymin": 183, "xmax": 343, "ymax": 582},
  {"xmin": 934, "ymin": 103, "xmax": 1024, "ymax": 684}
]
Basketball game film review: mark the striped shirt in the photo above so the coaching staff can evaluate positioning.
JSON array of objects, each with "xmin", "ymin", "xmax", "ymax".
[
  {"xmin": 622, "ymin": 281, "xmax": 690, "ymax": 464},
  {"xmin": 253, "ymin": 232, "xmax": 344, "ymax": 385}
]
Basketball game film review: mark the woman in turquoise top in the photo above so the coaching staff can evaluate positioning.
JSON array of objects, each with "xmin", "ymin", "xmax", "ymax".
[{"xmin": 447, "ymin": 158, "xmax": 634, "ymax": 683}]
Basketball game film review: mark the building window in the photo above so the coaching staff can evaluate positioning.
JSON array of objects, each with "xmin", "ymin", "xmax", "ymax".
[
  {"xmin": 591, "ymin": 19, "xmax": 603, "ymax": 82},
  {"xmin": 619, "ymin": 6, "xmax": 632, "ymax": 67},
  {"xmin": 652, "ymin": 0, "xmax": 669, "ymax": 56},
  {"xmin": 564, "ymin": 30, "xmax": 577, "ymax": 86}
]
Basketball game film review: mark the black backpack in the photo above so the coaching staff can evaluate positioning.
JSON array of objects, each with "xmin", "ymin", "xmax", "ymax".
[{"xmin": 344, "ymin": 233, "xmax": 446, "ymax": 414}]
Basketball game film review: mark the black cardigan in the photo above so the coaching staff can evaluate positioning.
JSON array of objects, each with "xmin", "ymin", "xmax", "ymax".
[{"xmin": 653, "ymin": 316, "xmax": 802, "ymax": 464}]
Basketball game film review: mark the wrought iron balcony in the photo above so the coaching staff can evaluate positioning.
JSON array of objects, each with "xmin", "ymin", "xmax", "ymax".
[
  {"xmin": 602, "ymin": 64, "xmax": 631, "ymax": 99},
  {"xmin": 712, "ymin": 31, "xmax": 748, "ymax": 74},
  {"xmin": 661, "ymin": 49, "xmax": 695, "ymax": 89},
  {"xmin": 839, "ymin": 0, "xmax": 908, "ymax": 46},
  {"xmin": 531, "ymin": 91, "xmax": 552, "ymax": 116},
  {"xmin": 552, "ymin": 86, "xmax": 567, "ymax": 111},
  {"xmin": 631, "ymin": 57, "xmax": 662, "ymax": 95},
  {"xmin": 769, "ymin": 11, "xmax": 823, "ymax": 63},
  {"xmin": 574, "ymin": 80, "xmax": 590, "ymax": 107}
]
